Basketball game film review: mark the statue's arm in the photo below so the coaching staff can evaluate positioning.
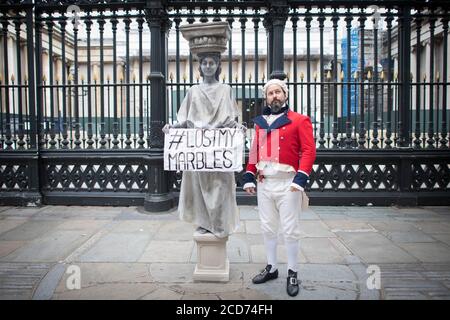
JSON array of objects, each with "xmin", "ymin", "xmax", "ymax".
[{"xmin": 163, "ymin": 89, "xmax": 191, "ymax": 132}]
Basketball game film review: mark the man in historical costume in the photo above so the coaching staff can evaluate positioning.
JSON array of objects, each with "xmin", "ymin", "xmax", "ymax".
[
  {"xmin": 163, "ymin": 22, "xmax": 244, "ymax": 239},
  {"xmin": 243, "ymin": 78, "xmax": 316, "ymax": 297}
]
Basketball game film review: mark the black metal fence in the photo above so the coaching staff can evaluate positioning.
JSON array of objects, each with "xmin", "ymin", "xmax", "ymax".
[{"xmin": 0, "ymin": 0, "xmax": 449, "ymax": 209}]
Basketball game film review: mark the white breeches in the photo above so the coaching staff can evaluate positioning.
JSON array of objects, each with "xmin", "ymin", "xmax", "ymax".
[{"xmin": 257, "ymin": 172, "xmax": 302, "ymax": 241}]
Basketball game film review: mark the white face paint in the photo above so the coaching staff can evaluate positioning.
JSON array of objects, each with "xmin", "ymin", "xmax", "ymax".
[{"xmin": 200, "ymin": 57, "xmax": 218, "ymax": 79}]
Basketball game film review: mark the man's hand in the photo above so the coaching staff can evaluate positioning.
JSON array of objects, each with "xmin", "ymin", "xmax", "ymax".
[
  {"xmin": 244, "ymin": 187, "xmax": 256, "ymax": 195},
  {"xmin": 290, "ymin": 186, "xmax": 300, "ymax": 192}
]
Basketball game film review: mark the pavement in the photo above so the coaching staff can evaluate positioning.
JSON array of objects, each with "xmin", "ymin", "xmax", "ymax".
[{"xmin": 0, "ymin": 204, "xmax": 449, "ymax": 300}]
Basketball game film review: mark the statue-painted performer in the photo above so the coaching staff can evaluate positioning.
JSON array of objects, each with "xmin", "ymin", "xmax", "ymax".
[{"xmin": 163, "ymin": 22, "xmax": 244, "ymax": 238}]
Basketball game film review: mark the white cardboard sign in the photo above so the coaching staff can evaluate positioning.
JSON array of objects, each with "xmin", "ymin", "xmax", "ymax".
[{"xmin": 164, "ymin": 128, "xmax": 244, "ymax": 172}]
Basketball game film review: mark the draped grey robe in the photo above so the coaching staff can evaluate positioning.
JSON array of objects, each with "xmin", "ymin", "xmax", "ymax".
[{"xmin": 176, "ymin": 83, "xmax": 240, "ymax": 238}]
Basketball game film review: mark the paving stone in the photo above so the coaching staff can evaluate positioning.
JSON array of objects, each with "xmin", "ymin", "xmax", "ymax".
[
  {"xmin": 219, "ymin": 287, "xmax": 273, "ymax": 300},
  {"xmin": 33, "ymin": 263, "xmax": 67, "ymax": 300},
  {"xmin": 0, "ymin": 241, "xmax": 26, "ymax": 258},
  {"xmin": 299, "ymin": 221, "xmax": 335, "ymax": 238},
  {"xmin": 53, "ymin": 283, "xmax": 159, "ymax": 300},
  {"xmin": 173, "ymin": 283, "xmax": 243, "ymax": 295},
  {"xmin": 228, "ymin": 263, "xmax": 267, "ymax": 284},
  {"xmin": 34, "ymin": 206, "xmax": 122, "ymax": 220},
  {"xmin": 368, "ymin": 221, "xmax": 418, "ymax": 232},
  {"xmin": 115, "ymin": 207, "xmax": 178, "ymax": 221},
  {"xmin": 54, "ymin": 220, "xmax": 109, "ymax": 231},
  {"xmin": 397, "ymin": 243, "xmax": 450, "ymax": 263},
  {"xmin": 0, "ymin": 206, "xmax": 13, "ymax": 213},
  {"xmin": 413, "ymin": 222, "xmax": 450, "ymax": 234},
  {"xmin": 79, "ymin": 232, "xmax": 151, "ymax": 262},
  {"xmin": 109, "ymin": 220, "xmax": 162, "ymax": 234},
  {"xmin": 382, "ymin": 279, "xmax": 447, "ymax": 293},
  {"xmin": 430, "ymin": 234, "xmax": 450, "ymax": 246},
  {"xmin": 384, "ymin": 292, "xmax": 429, "ymax": 300},
  {"xmin": 0, "ymin": 263, "xmax": 51, "ymax": 300},
  {"xmin": 251, "ymin": 277, "xmax": 358, "ymax": 300},
  {"xmin": 245, "ymin": 221, "xmax": 262, "ymax": 234},
  {"xmin": 300, "ymin": 238, "xmax": 346, "ymax": 264},
  {"xmin": 347, "ymin": 263, "xmax": 381, "ymax": 300},
  {"xmin": 249, "ymin": 244, "xmax": 307, "ymax": 264},
  {"xmin": 139, "ymin": 240, "xmax": 194, "ymax": 263},
  {"xmin": 311, "ymin": 206, "xmax": 349, "ymax": 214},
  {"xmin": 315, "ymin": 213, "xmax": 349, "ymax": 220},
  {"xmin": 324, "ymin": 220, "xmax": 376, "ymax": 233},
  {"xmin": 153, "ymin": 221, "xmax": 196, "ymax": 240},
  {"xmin": 337, "ymin": 232, "xmax": 418, "ymax": 263},
  {"xmin": 54, "ymin": 262, "xmax": 153, "ymax": 293},
  {"xmin": 149, "ymin": 263, "xmax": 196, "ymax": 283},
  {"xmin": 0, "ymin": 219, "xmax": 28, "ymax": 236},
  {"xmin": 181, "ymin": 293, "xmax": 222, "ymax": 300},
  {"xmin": 140, "ymin": 286, "xmax": 183, "ymax": 300},
  {"xmin": 394, "ymin": 207, "xmax": 441, "ymax": 215},
  {"xmin": 382, "ymin": 231, "xmax": 436, "ymax": 243},
  {"xmin": 297, "ymin": 263, "xmax": 357, "ymax": 282},
  {"xmin": 0, "ymin": 207, "xmax": 46, "ymax": 218},
  {"xmin": 423, "ymin": 207, "xmax": 450, "ymax": 215},
  {"xmin": 1, "ymin": 230, "xmax": 94, "ymax": 262},
  {"xmin": 234, "ymin": 221, "xmax": 246, "ymax": 234},
  {"xmin": 299, "ymin": 209, "xmax": 320, "ymax": 220},
  {"xmin": 0, "ymin": 220, "xmax": 62, "ymax": 241},
  {"xmin": 227, "ymin": 235, "xmax": 250, "ymax": 263},
  {"xmin": 245, "ymin": 234, "xmax": 264, "ymax": 246},
  {"xmin": 344, "ymin": 211, "xmax": 393, "ymax": 220},
  {"xmin": 2, "ymin": 204, "xmax": 450, "ymax": 300},
  {"xmin": 238, "ymin": 206, "xmax": 259, "ymax": 220}
]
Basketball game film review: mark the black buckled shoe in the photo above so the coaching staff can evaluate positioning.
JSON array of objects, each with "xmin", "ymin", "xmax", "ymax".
[
  {"xmin": 287, "ymin": 269, "xmax": 300, "ymax": 297},
  {"xmin": 252, "ymin": 265, "xmax": 278, "ymax": 284}
]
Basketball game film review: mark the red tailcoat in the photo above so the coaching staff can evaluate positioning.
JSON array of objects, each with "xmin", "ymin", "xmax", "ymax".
[{"xmin": 246, "ymin": 110, "xmax": 316, "ymax": 176}]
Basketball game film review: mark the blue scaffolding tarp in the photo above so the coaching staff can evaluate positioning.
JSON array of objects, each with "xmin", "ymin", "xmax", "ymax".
[{"xmin": 341, "ymin": 28, "xmax": 359, "ymax": 116}]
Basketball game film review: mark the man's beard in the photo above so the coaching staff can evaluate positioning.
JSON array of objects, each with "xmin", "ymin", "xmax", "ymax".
[{"xmin": 270, "ymin": 100, "xmax": 283, "ymax": 113}]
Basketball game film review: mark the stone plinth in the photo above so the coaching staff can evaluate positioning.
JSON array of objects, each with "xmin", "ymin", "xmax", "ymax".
[{"xmin": 192, "ymin": 231, "xmax": 229, "ymax": 282}]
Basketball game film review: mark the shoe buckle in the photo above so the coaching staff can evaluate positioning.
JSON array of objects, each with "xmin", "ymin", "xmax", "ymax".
[{"xmin": 289, "ymin": 277, "xmax": 298, "ymax": 286}]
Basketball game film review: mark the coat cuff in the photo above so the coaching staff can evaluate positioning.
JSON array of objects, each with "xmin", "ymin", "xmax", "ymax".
[
  {"xmin": 243, "ymin": 182, "xmax": 256, "ymax": 190},
  {"xmin": 242, "ymin": 172, "xmax": 256, "ymax": 187},
  {"xmin": 292, "ymin": 171, "xmax": 308, "ymax": 189},
  {"xmin": 290, "ymin": 183, "xmax": 304, "ymax": 191}
]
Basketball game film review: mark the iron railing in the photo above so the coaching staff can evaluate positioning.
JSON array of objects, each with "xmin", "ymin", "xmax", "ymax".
[{"xmin": 0, "ymin": 0, "xmax": 449, "ymax": 209}]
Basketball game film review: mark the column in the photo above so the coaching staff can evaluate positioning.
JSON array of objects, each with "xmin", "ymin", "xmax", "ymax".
[{"xmin": 144, "ymin": 0, "xmax": 174, "ymax": 212}]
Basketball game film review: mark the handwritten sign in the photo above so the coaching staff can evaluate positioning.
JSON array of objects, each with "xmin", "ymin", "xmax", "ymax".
[{"xmin": 164, "ymin": 128, "xmax": 244, "ymax": 171}]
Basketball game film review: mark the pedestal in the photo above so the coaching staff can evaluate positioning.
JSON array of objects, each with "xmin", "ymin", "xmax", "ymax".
[{"xmin": 192, "ymin": 231, "xmax": 229, "ymax": 282}]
